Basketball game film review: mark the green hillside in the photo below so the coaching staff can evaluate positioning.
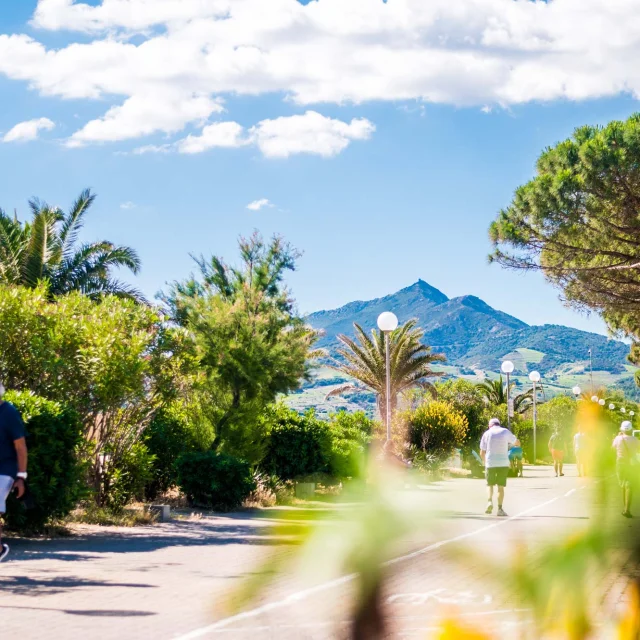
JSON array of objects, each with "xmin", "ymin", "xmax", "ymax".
[{"xmin": 294, "ymin": 280, "xmax": 638, "ymax": 414}]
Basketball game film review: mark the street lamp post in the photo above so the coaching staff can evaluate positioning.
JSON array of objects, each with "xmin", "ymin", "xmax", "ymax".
[
  {"xmin": 529, "ymin": 371, "xmax": 541, "ymax": 463},
  {"xmin": 501, "ymin": 360, "xmax": 515, "ymax": 430},
  {"xmin": 588, "ymin": 348, "xmax": 594, "ymax": 394},
  {"xmin": 377, "ymin": 311, "xmax": 398, "ymax": 443}
]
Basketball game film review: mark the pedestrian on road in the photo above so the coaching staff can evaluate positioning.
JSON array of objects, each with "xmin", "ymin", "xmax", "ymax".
[
  {"xmin": 573, "ymin": 428, "xmax": 589, "ymax": 477},
  {"xmin": 549, "ymin": 429, "xmax": 567, "ymax": 477},
  {"xmin": 0, "ymin": 380, "xmax": 28, "ymax": 562},
  {"xmin": 612, "ymin": 421, "xmax": 639, "ymax": 519},
  {"xmin": 480, "ymin": 418, "xmax": 520, "ymax": 517}
]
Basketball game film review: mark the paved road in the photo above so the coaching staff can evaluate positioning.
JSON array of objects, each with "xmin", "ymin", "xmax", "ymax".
[{"xmin": 1, "ymin": 465, "xmax": 636, "ymax": 639}]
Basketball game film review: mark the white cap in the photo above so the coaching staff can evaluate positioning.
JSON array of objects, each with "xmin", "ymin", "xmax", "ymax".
[
  {"xmin": 621, "ymin": 421, "xmax": 633, "ymax": 433},
  {"xmin": 488, "ymin": 418, "xmax": 501, "ymax": 427}
]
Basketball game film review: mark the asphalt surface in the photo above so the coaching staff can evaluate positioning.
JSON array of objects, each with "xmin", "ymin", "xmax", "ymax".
[{"xmin": 1, "ymin": 465, "xmax": 635, "ymax": 639}]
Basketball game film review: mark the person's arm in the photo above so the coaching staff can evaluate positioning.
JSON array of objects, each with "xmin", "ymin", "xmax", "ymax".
[{"xmin": 13, "ymin": 437, "xmax": 27, "ymax": 498}]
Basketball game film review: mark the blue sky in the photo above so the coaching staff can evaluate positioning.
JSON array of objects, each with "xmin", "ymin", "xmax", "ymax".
[{"xmin": 1, "ymin": 1, "xmax": 639, "ymax": 335}]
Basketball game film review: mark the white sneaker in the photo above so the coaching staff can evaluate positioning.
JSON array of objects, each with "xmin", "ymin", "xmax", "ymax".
[
  {"xmin": 0, "ymin": 543, "xmax": 9, "ymax": 562},
  {"xmin": 497, "ymin": 507, "xmax": 508, "ymax": 517},
  {"xmin": 485, "ymin": 503, "xmax": 493, "ymax": 514}
]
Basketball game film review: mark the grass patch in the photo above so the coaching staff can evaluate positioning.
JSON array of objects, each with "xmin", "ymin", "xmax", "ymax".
[
  {"xmin": 516, "ymin": 348, "xmax": 545, "ymax": 364},
  {"xmin": 67, "ymin": 504, "xmax": 159, "ymax": 527}
]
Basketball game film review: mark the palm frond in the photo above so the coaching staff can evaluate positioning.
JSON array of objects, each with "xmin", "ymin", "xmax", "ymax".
[
  {"xmin": 59, "ymin": 188, "xmax": 96, "ymax": 261},
  {"xmin": 332, "ymin": 319, "xmax": 446, "ymax": 425},
  {"xmin": 325, "ymin": 384, "xmax": 361, "ymax": 400}
]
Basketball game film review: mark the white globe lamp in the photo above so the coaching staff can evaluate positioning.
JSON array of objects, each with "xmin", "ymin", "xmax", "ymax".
[
  {"xmin": 591, "ymin": 395, "xmax": 599, "ymax": 403},
  {"xmin": 621, "ymin": 407, "xmax": 627, "ymax": 414},
  {"xmin": 599, "ymin": 398, "xmax": 605, "ymax": 406},
  {"xmin": 377, "ymin": 312, "xmax": 398, "ymax": 333},
  {"xmin": 501, "ymin": 360, "xmax": 515, "ymax": 374},
  {"xmin": 529, "ymin": 371, "xmax": 541, "ymax": 462},
  {"xmin": 573, "ymin": 386, "xmax": 581, "ymax": 397},
  {"xmin": 377, "ymin": 311, "xmax": 398, "ymax": 443},
  {"xmin": 631, "ymin": 411, "xmax": 636, "ymax": 417},
  {"xmin": 501, "ymin": 360, "xmax": 515, "ymax": 429},
  {"xmin": 609, "ymin": 403, "xmax": 616, "ymax": 410}
]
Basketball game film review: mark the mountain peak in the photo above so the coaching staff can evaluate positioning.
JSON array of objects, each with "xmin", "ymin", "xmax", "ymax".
[{"xmin": 403, "ymin": 279, "xmax": 449, "ymax": 304}]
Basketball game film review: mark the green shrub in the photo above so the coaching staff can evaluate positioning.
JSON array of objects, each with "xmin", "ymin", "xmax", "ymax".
[
  {"xmin": 176, "ymin": 451, "xmax": 255, "ymax": 510},
  {"xmin": 262, "ymin": 405, "xmax": 331, "ymax": 480},
  {"xmin": 405, "ymin": 401, "xmax": 468, "ymax": 458},
  {"xmin": 103, "ymin": 442, "xmax": 155, "ymax": 511},
  {"xmin": 326, "ymin": 411, "xmax": 374, "ymax": 479},
  {"xmin": 434, "ymin": 379, "xmax": 486, "ymax": 450},
  {"xmin": 145, "ymin": 407, "xmax": 206, "ymax": 498},
  {"xmin": 4, "ymin": 391, "xmax": 85, "ymax": 532},
  {"xmin": 514, "ymin": 420, "xmax": 552, "ymax": 462}
]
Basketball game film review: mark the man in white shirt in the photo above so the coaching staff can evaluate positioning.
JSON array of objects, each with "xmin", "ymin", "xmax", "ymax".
[{"xmin": 480, "ymin": 418, "xmax": 520, "ymax": 517}]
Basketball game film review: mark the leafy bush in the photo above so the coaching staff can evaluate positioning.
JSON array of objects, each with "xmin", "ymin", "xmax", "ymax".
[
  {"xmin": 145, "ymin": 406, "xmax": 211, "ymax": 498},
  {"xmin": 405, "ymin": 401, "xmax": 468, "ymax": 458},
  {"xmin": 435, "ymin": 379, "xmax": 486, "ymax": 450},
  {"xmin": 4, "ymin": 391, "xmax": 85, "ymax": 532},
  {"xmin": 326, "ymin": 411, "xmax": 374, "ymax": 479},
  {"xmin": 514, "ymin": 420, "xmax": 552, "ymax": 463},
  {"xmin": 103, "ymin": 443, "xmax": 156, "ymax": 511},
  {"xmin": 479, "ymin": 403, "xmax": 517, "ymax": 437},
  {"xmin": 176, "ymin": 451, "xmax": 255, "ymax": 510},
  {"xmin": 0, "ymin": 285, "xmax": 193, "ymax": 506},
  {"xmin": 262, "ymin": 405, "xmax": 331, "ymax": 480}
]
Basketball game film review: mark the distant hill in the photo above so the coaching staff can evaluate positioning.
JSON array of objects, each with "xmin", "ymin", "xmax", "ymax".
[
  {"xmin": 308, "ymin": 280, "xmax": 629, "ymax": 374},
  {"xmin": 293, "ymin": 280, "xmax": 637, "ymax": 416}
]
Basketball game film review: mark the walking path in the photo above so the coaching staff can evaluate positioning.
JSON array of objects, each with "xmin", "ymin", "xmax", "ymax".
[{"xmin": 1, "ymin": 465, "xmax": 635, "ymax": 639}]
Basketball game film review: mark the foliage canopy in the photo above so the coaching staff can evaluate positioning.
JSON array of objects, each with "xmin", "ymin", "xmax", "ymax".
[
  {"xmin": 489, "ymin": 114, "xmax": 640, "ymax": 364},
  {"xmin": 328, "ymin": 319, "xmax": 445, "ymax": 426},
  {"xmin": 0, "ymin": 189, "xmax": 142, "ymax": 300}
]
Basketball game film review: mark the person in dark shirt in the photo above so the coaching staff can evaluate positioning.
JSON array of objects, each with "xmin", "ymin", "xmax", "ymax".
[
  {"xmin": 0, "ymin": 380, "xmax": 28, "ymax": 562},
  {"xmin": 548, "ymin": 430, "xmax": 567, "ymax": 477}
]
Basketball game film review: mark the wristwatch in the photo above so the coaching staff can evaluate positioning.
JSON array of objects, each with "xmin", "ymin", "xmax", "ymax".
[{"xmin": 16, "ymin": 472, "xmax": 27, "ymax": 480}]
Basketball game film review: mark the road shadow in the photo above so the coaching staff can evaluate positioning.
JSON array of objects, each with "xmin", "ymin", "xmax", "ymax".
[
  {"xmin": 0, "ymin": 603, "xmax": 156, "ymax": 617},
  {"xmin": 0, "ymin": 574, "xmax": 157, "ymax": 597},
  {"xmin": 5, "ymin": 517, "xmax": 302, "ymax": 566}
]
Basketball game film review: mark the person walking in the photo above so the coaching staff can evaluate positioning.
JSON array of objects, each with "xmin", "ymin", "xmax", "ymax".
[
  {"xmin": 0, "ymin": 380, "xmax": 28, "ymax": 561},
  {"xmin": 574, "ymin": 428, "xmax": 588, "ymax": 477},
  {"xmin": 480, "ymin": 418, "xmax": 520, "ymax": 517},
  {"xmin": 612, "ymin": 421, "xmax": 639, "ymax": 518},
  {"xmin": 549, "ymin": 429, "xmax": 567, "ymax": 477}
]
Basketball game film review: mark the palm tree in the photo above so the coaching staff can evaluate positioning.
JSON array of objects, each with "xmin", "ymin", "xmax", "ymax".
[
  {"xmin": 476, "ymin": 375, "xmax": 532, "ymax": 414},
  {"xmin": 326, "ymin": 319, "xmax": 446, "ymax": 426},
  {"xmin": 0, "ymin": 189, "xmax": 142, "ymax": 300}
]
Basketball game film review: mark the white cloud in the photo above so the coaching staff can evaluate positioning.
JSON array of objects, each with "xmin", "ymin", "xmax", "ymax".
[
  {"xmin": 120, "ymin": 201, "xmax": 136, "ymax": 209},
  {"xmin": 3, "ymin": 117, "xmax": 55, "ymax": 142},
  {"xmin": 3, "ymin": 1, "xmax": 640, "ymax": 148},
  {"xmin": 246, "ymin": 198, "xmax": 273, "ymax": 211},
  {"xmin": 177, "ymin": 121, "xmax": 247, "ymax": 154},
  {"xmin": 130, "ymin": 144, "xmax": 173, "ymax": 155},
  {"xmin": 168, "ymin": 111, "xmax": 374, "ymax": 158},
  {"xmin": 67, "ymin": 94, "xmax": 224, "ymax": 146},
  {"xmin": 249, "ymin": 111, "xmax": 375, "ymax": 159}
]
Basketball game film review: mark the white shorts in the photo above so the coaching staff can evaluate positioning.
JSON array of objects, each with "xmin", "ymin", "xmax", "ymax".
[{"xmin": 0, "ymin": 475, "xmax": 14, "ymax": 514}]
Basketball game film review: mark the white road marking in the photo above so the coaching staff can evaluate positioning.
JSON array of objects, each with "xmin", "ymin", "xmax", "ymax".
[
  {"xmin": 388, "ymin": 589, "xmax": 492, "ymax": 606},
  {"xmin": 565, "ymin": 489, "xmax": 577, "ymax": 496},
  {"xmin": 172, "ymin": 489, "xmax": 573, "ymax": 640}
]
